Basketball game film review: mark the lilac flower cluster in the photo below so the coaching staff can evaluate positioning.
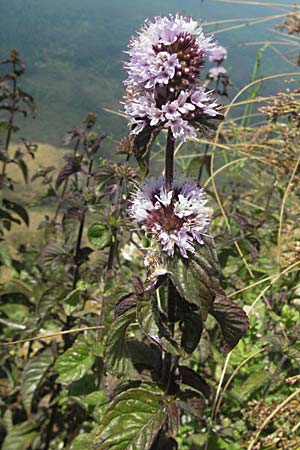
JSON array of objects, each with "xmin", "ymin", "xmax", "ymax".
[
  {"xmin": 207, "ymin": 45, "xmax": 228, "ymax": 80},
  {"xmin": 123, "ymin": 15, "xmax": 224, "ymax": 141},
  {"xmin": 129, "ymin": 177, "xmax": 211, "ymax": 258}
]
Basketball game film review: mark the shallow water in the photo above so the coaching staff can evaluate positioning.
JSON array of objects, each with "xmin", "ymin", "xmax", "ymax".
[{"xmin": 0, "ymin": 0, "xmax": 297, "ymax": 146}]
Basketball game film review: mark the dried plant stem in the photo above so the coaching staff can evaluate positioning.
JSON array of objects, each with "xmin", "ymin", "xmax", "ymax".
[
  {"xmin": 277, "ymin": 150, "xmax": 300, "ymax": 265},
  {"xmin": 1, "ymin": 325, "xmax": 105, "ymax": 346},
  {"xmin": 247, "ymin": 388, "xmax": 300, "ymax": 450}
]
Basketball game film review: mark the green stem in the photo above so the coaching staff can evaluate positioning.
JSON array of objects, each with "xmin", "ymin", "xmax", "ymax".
[
  {"xmin": 165, "ymin": 129, "xmax": 175, "ymax": 191},
  {"xmin": 72, "ymin": 158, "xmax": 93, "ymax": 289},
  {"xmin": 2, "ymin": 62, "xmax": 17, "ymax": 178}
]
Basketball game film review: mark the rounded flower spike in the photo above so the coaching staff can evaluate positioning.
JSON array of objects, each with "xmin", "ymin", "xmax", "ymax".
[
  {"xmin": 128, "ymin": 177, "xmax": 211, "ymax": 258},
  {"xmin": 123, "ymin": 15, "xmax": 224, "ymax": 142}
]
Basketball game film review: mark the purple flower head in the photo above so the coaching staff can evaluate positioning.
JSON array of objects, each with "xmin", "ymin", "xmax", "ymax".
[
  {"xmin": 128, "ymin": 177, "xmax": 211, "ymax": 258},
  {"xmin": 208, "ymin": 45, "xmax": 227, "ymax": 63},
  {"xmin": 123, "ymin": 15, "xmax": 225, "ymax": 141},
  {"xmin": 208, "ymin": 66, "xmax": 228, "ymax": 79},
  {"xmin": 125, "ymin": 15, "xmax": 214, "ymax": 89}
]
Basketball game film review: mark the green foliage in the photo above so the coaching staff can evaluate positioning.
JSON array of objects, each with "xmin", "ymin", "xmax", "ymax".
[
  {"xmin": 95, "ymin": 386, "xmax": 167, "ymax": 450},
  {"xmin": 88, "ymin": 222, "xmax": 112, "ymax": 249},
  {"xmin": 21, "ymin": 348, "xmax": 54, "ymax": 414},
  {"xmin": 55, "ymin": 343, "xmax": 95, "ymax": 384}
]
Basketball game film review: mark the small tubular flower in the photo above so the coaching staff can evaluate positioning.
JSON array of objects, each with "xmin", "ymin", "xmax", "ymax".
[
  {"xmin": 128, "ymin": 178, "xmax": 211, "ymax": 258},
  {"xmin": 208, "ymin": 45, "xmax": 227, "ymax": 63},
  {"xmin": 123, "ymin": 15, "xmax": 224, "ymax": 141},
  {"xmin": 208, "ymin": 66, "xmax": 228, "ymax": 79}
]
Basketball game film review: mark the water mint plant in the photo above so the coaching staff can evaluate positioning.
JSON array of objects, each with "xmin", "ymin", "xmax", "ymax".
[
  {"xmin": 3, "ymin": 6, "xmax": 299, "ymax": 450},
  {"xmin": 94, "ymin": 15, "xmax": 249, "ymax": 450}
]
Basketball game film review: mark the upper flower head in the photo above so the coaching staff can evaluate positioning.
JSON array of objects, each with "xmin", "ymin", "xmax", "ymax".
[
  {"xmin": 128, "ymin": 177, "xmax": 211, "ymax": 258},
  {"xmin": 123, "ymin": 15, "xmax": 224, "ymax": 141},
  {"xmin": 125, "ymin": 15, "xmax": 215, "ymax": 89}
]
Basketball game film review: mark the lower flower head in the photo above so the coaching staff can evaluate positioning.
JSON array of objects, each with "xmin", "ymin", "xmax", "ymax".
[{"xmin": 128, "ymin": 177, "xmax": 211, "ymax": 258}]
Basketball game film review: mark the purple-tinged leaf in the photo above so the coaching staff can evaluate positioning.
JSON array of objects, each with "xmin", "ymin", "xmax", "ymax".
[
  {"xmin": 210, "ymin": 294, "xmax": 249, "ymax": 354},
  {"xmin": 178, "ymin": 365, "xmax": 210, "ymax": 399}
]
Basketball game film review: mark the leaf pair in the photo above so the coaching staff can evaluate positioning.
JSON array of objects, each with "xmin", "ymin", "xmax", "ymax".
[{"xmin": 167, "ymin": 238, "xmax": 249, "ymax": 354}]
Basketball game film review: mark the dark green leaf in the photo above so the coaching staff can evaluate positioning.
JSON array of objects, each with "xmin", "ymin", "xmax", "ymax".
[
  {"xmin": 16, "ymin": 159, "xmax": 28, "ymax": 183},
  {"xmin": 132, "ymin": 126, "xmax": 161, "ymax": 178},
  {"xmin": 87, "ymin": 223, "xmax": 112, "ymax": 249},
  {"xmin": 0, "ymin": 240, "xmax": 12, "ymax": 267},
  {"xmin": 3, "ymin": 199, "xmax": 29, "ymax": 226},
  {"xmin": 105, "ymin": 308, "xmax": 136, "ymax": 376},
  {"xmin": 150, "ymin": 433, "xmax": 178, "ymax": 450},
  {"xmin": 180, "ymin": 311, "xmax": 203, "ymax": 354},
  {"xmin": 127, "ymin": 341, "xmax": 162, "ymax": 374},
  {"xmin": 178, "ymin": 366, "xmax": 210, "ymax": 398},
  {"xmin": 63, "ymin": 288, "xmax": 83, "ymax": 316},
  {"xmin": 2, "ymin": 422, "xmax": 37, "ymax": 450},
  {"xmin": 167, "ymin": 255, "xmax": 215, "ymax": 322},
  {"xmin": 210, "ymin": 294, "xmax": 249, "ymax": 353},
  {"xmin": 234, "ymin": 370, "xmax": 270, "ymax": 401},
  {"xmin": 95, "ymin": 386, "xmax": 166, "ymax": 450},
  {"xmin": 21, "ymin": 348, "xmax": 53, "ymax": 414},
  {"xmin": 71, "ymin": 432, "xmax": 96, "ymax": 450},
  {"xmin": 176, "ymin": 390, "xmax": 205, "ymax": 419},
  {"xmin": 137, "ymin": 295, "xmax": 179, "ymax": 355},
  {"xmin": 115, "ymin": 293, "xmax": 137, "ymax": 317},
  {"xmin": 41, "ymin": 241, "xmax": 71, "ymax": 268},
  {"xmin": 55, "ymin": 344, "xmax": 95, "ymax": 384}
]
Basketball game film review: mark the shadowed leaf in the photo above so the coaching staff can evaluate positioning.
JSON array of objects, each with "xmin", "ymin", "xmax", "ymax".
[
  {"xmin": 55, "ymin": 155, "xmax": 82, "ymax": 189},
  {"xmin": 180, "ymin": 311, "xmax": 203, "ymax": 354},
  {"xmin": 210, "ymin": 294, "xmax": 249, "ymax": 353},
  {"xmin": 132, "ymin": 126, "xmax": 161, "ymax": 178},
  {"xmin": 105, "ymin": 308, "xmax": 136, "ymax": 376},
  {"xmin": 3, "ymin": 199, "xmax": 29, "ymax": 226},
  {"xmin": 21, "ymin": 348, "xmax": 53, "ymax": 414},
  {"xmin": 178, "ymin": 366, "xmax": 210, "ymax": 399},
  {"xmin": 137, "ymin": 294, "xmax": 179, "ymax": 355}
]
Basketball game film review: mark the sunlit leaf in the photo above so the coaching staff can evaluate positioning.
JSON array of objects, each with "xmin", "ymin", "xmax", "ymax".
[
  {"xmin": 55, "ymin": 344, "xmax": 95, "ymax": 384},
  {"xmin": 87, "ymin": 222, "xmax": 112, "ymax": 249},
  {"xmin": 0, "ymin": 240, "xmax": 12, "ymax": 267},
  {"xmin": 234, "ymin": 370, "xmax": 270, "ymax": 401},
  {"xmin": 2, "ymin": 422, "xmax": 37, "ymax": 450},
  {"xmin": 63, "ymin": 288, "xmax": 83, "ymax": 316},
  {"xmin": 95, "ymin": 386, "xmax": 166, "ymax": 450},
  {"xmin": 71, "ymin": 432, "xmax": 96, "ymax": 450}
]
